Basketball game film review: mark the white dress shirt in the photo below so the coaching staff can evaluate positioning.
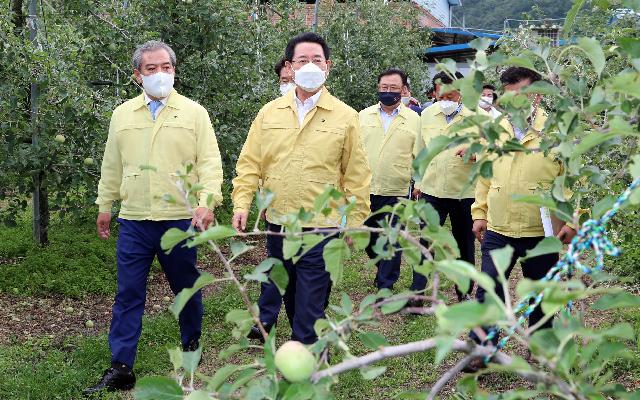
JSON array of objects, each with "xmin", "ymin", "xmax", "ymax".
[
  {"xmin": 295, "ymin": 90, "xmax": 322, "ymax": 126},
  {"xmin": 379, "ymin": 103, "xmax": 401, "ymax": 133}
]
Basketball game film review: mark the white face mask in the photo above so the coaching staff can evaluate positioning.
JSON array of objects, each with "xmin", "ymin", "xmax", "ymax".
[
  {"xmin": 141, "ymin": 72, "xmax": 174, "ymax": 98},
  {"xmin": 439, "ymin": 100, "xmax": 459, "ymax": 116},
  {"xmin": 293, "ymin": 62, "xmax": 327, "ymax": 92},
  {"xmin": 279, "ymin": 82, "xmax": 295, "ymax": 96},
  {"xmin": 479, "ymin": 95, "xmax": 494, "ymax": 108},
  {"xmin": 401, "ymin": 96, "xmax": 411, "ymax": 106}
]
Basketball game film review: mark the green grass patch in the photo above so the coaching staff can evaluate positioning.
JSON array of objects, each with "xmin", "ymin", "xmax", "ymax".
[{"xmin": 0, "ymin": 215, "xmax": 118, "ymax": 298}]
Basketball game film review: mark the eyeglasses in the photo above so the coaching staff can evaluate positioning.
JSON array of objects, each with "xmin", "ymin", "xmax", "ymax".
[
  {"xmin": 291, "ymin": 58, "xmax": 326, "ymax": 66},
  {"xmin": 379, "ymin": 85, "xmax": 402, "ymax": 92}
]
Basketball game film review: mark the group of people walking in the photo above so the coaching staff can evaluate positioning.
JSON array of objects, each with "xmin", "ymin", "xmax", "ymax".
[{"xmin": 85, "ymin": 32, "xmax": 576, "ymax": 393}]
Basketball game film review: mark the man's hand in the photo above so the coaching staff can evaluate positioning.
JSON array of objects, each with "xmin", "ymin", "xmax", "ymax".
[
  {"xmin": 412, "ymin": 188, "xmax": 422, "ymax": 200},
  {"xmin": 455, "ymin": 147, "xmax": 477, "ymax": 162},
  {"xmin": 97, "ymin": 212, "xmax": 112, "ymax": 240},
  {"xmin": 472, "ymin": 219, "xmax": 487, "ymax": 242},
  {"xmin": 557, "ymin": 225, "xmax": 577, "ymax": 245},
  {"xmin": 232, "ymin": 211, "xmax": 249, "ymax": 233},
  {"xmin": 192, "ymin": 207, "xmax": 214, "ymax": 231}
]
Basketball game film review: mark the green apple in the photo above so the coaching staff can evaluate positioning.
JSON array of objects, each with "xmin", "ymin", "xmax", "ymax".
[
  {"xmin": 64, "ymin": 306, "xmax": 74, "ymax": 314},
  {"xmin": 163, "ymin": 296, "xmax": 171, "ymax": 302},
  {"xmin": 152, "ymin": 304, "xmax": 161, "ymax": 310},
  {"xmin": 274, "ymin": 341, "xmax": 315, "ymax": 382},
  {"xmin": 54, "ymin": 134, "xmax": 65, "ymax": 143},
  {"xmin": 85, "ymin": 320, "xmax": 94, "ymax": 328},
  {"xmin": 108, "ymin": 43, "xmax": 117, "ymax": 51},
  {"xmin": 83, "ymin": 157, "xmax": 94, "ymax": 166}
]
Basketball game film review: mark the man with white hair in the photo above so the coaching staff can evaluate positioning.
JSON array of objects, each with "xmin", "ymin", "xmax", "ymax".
[{"xmin": 85, "ymin": 40, "xmax": 223, "ymax": 394}]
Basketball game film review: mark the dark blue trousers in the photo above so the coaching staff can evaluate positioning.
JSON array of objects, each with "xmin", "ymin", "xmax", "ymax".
[
  {"xmin": 258, "ymin": 223, "xmax": 333, "ymax": 344},
  {"xmin": 365, "ymin": 195, "xmax": 402, "ymax": 289},
  {"xmin": 471, "ymin": 230, "xmax": 558, "ymax": 345},
  {"xmin": 411, "ymin": 194, "xmax": 475, "ymax": 296},
  {"xmin": 109, "ymin": 219, "xmax": 203, "ymax": 368}
]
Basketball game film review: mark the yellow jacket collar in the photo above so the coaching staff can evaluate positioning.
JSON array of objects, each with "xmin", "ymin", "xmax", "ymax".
[{"xmin": 275, "ymin": 86, "xmax": 335, "ymax": 111}]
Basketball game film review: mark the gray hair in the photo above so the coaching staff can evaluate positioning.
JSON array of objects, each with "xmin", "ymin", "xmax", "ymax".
[{"xmin": 132, "ymin": 40, "xmax": 177, "ymax": 70}]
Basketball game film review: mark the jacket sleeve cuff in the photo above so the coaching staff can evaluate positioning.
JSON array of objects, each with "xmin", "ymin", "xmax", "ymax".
[
  {"xmin": 97, "ymin": 202, "xmax": 113, "ymax": 213},
  {"xmin": 471, "ymin": 209, "xmax": 487, "ymax": 221}
]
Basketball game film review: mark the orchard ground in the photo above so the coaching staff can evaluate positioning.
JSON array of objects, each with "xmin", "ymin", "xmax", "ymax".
[{"xmin": 1, "ymin": 211, "xmax": 639, "ymax": 399}]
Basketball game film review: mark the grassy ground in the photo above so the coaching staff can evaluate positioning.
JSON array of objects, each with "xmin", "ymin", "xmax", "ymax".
[{"xmin": 1, "ymin": 215, "xmax": 639, "ymax": 399}]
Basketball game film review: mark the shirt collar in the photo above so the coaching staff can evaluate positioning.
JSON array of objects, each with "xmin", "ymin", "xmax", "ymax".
[
  {"xmin": 295, "ymin": 89, "xmax": 322, "ymax": 109},
  {"xmin": 378, "ymin": 103, "xmax": 401, "ymax": 117},
  {"xmin": 144, "ymin": 92, "xmax": 169, "ymax": 106}
]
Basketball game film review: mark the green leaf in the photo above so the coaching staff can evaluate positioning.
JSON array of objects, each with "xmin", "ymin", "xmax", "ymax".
[
  {"xmin": 413, "ymin": 135, "xmax": 458, "ymax": 181},
  {"xmin": 170, "ymin": 272, "xmax": 215, "ymax": 318},
  {"xmin": 591, "ymin": 292, "xmax": 640, "ymax": 310},
  {"xmin": 563, "ymin": 0, "xmax": 587, "ymax": 34},
  {"xmin": 323, "ymin": 238, "xmax": 351, "ymax": 285},
  {"xmin": 188, "ymin": 225, "xmax": 237, "ymax": 247},
  {"xmin": 207, "ymin": 365, "xmax": 246, "ymax": 391},
  {"xmin": 160, "ymin": 227, "xmax": 193, "ymax": 254},
  {"xmin": 134, "ymin": 376, "xmax": 183, "ymax": 400},
  {"xmin": 281, "ymin": 381, "xmax": 314, "ymax": 400},
  {"xmin": 436, "ymin": 301, "xmax": 503, "ymax": 334},
  {"xmin": 347, "ymin": 231, "xmax": 370, "ymax": 250},
  {"xmin": 340, "ymin": 292, "xmax": 353, "ymax": 314},
  {"xmin": 469, "ymin": 37, "xmax": 493, "ymax": 51},
  {"xmin": 230, "ymin": 240, "xmax": 253, "ymax": 259},
  {"xmin": 256, "ymin": 189, "xmax": 275, "ymax": 211},
  {"xmin": 593, "ymin": 195, "xmax": 616, "ymax": 219},
  {"xmin": 618, "ymin": 37, "xmax": 640, "ymax": 58},
  {"xmin": 182, "ymin": 346, "xmax": 202, "ymax": 374},
  {"xmin": 269, "ymin": 260, "xmax": 289, "ymax": 295},
  {"xmin": 167, "ymin": 347, "xmax": 182, "ymax": 373},
  {"xmin": 359, "ymin": 332, "xmax": 390, "ymax": 350},
  {"xmin": 381, "ymin": 296, "xmax": 409, "ymax": 314},
  {"xmin": 360, "ymin": 365, "xmax": 387, "ymax": 380},
  {"xmin": 185, "ymin": 390, "xmax": 210, "ymax": 400},
  {"xmin": 577, "ymin": 37, "xmax": 606, "ymax": 76},
  {"xmin": 283, "ymin": 238, "xmax": 302, "ymax": 260},
  {"xmin": 521, "ymin": 237, "xmax": 563, "ymax": 261},
  {"xmin": 630, "ymin": 154, "xmax": 640, "ymax": 179},
  {"xmin": 489, "ymin": 245, "xmax": 513, "ymax": 280},
  {"xmin": 503, "ymin": 56, "xmax": 536, "ymax": 70},
  {"xmin": 600, "ymin": 323, "xmax": 635, "ymax": 340}
]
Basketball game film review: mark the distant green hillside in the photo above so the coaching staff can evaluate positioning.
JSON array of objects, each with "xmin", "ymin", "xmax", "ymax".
[{"xmin": 452, "ymin": 0, "xmax": 573, "ymax": 31}]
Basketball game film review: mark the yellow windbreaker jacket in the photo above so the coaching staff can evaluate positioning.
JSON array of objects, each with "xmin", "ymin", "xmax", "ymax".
[
  {"xmin": 232, "ymin": 88, "xmax": 371, "ymax": 227},
  {"xmin": 359, "ymin": 103, "xmax": 422, "ymax": 197},
  {"xmin": 96, "ymin": 90, "xmax": 224, "ymax": 220}
]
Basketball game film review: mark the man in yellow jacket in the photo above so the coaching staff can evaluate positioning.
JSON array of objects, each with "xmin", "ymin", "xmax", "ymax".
[
  {"xmin": 85, "ymin": 40, "xmax": 223, "ymax": 394},
  {"xmin": 232, "ymin": 33, "xmax": 371, "ymax": 344},
  {"xmin": 466, "ymin": 67, "xmax": 576, "ymax": 370},
  {"xmin": 359, "ymin": 68, "xmax": 421, "ymax": 290},
  {"xmin": 411, "ymin": 71, "xmax": 477, "ymax": 303}
]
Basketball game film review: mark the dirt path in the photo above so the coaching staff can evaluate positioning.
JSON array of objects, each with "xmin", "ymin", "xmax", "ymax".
[{"xmin": 0, "ymin": 244, "xmax": 267, "ymax": 346}]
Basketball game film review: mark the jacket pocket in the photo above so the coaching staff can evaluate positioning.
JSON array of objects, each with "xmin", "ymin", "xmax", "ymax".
[
  {"xmin": 120, "ymin": 170, "xmax": 143, "ymax": 210},
  {"xmin": 486, "ymin": 184, "xmax": 507, "ymax": 227}
]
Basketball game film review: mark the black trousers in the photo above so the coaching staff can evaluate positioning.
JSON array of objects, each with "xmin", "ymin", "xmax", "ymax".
[
  {"xmin": 411, "ymin": 194, "xmax": 475, "ymax": 297},
  {"xmin": 257, "ymin": 223, "xmax": 333, "ymax": 344},
  {"xmin": 364, "ymin": 195, "xmax": 403, "ymax": 289},
  {"xmin": 471, "ymin": 230, "xmax": 559, "ymax": 345}
]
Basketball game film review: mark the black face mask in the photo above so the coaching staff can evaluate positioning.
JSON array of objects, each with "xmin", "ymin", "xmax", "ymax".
[{"xmin": 378, "ymin": 91, "xmax": 401, "ymax": 106}]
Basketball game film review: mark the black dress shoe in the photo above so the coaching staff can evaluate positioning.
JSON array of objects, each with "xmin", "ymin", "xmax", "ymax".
[
  {"xmin": 247, "ymin": 323, "xmax": 274, "ymax": 343},
  {"xmin": 83, "ymin": 363, "xmax": 136, "ymax": 395},
  {"xmin": 183, "ymin": 338, "xmax": 200, "ymax": 352}
]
